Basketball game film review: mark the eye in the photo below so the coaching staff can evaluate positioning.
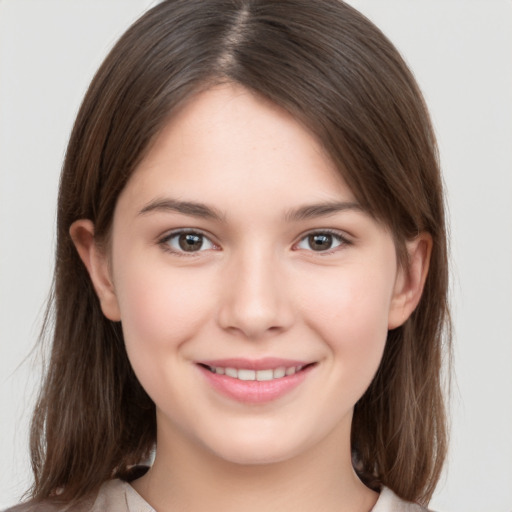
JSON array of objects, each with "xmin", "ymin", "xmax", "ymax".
[
  {"xmin": 161, "ymin": 230, "xmax": 216, "ymax": 254},
  {"xmin": 296, "ymin": 231, "xmax": 348, "ymax": 252}
]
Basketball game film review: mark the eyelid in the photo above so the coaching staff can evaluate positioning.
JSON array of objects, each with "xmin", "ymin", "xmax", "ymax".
[
  {"xmin": 293, "ymin": 229, "xmax": 352, "ymax": 254},
  {"xmin": 157, "ymin": 227, "xmax": 351, "ymax": 256},
  {"xmin": 158, "ymin": 228, "xmax": 220, "ymax": 255}
]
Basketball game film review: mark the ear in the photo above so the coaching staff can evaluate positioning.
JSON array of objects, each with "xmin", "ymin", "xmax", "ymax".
[
  {"xmin": 388, "ymin": 233, "xmax": 432, "ymax": 330},
  {"xmin": 69, "ymin": 219, "xmax": 121, "ymax": 321}
]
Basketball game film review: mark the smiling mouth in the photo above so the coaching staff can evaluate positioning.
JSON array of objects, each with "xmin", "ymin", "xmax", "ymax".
[
  {"xmin": 198, "ymin": 363, "xmax": 316, "ymax": 382},
  {"xmin": 197, "ymin": 360, "xmax": 317, "ymax": 403}
]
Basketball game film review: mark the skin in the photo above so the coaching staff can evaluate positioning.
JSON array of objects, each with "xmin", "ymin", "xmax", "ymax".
[{"xmin": 71, "ymin": 84, "xmax": 431, "ymax": 512}]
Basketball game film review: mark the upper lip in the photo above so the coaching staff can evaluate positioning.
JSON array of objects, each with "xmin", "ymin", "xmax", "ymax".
[{"xmin": 197, "ymin": 357, "xmax": 313, "ymax": 370}]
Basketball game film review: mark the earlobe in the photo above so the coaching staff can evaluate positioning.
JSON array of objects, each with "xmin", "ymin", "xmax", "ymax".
[
  {"xmin": 388, "ymin": 233, "xmax": 432, "ymax": 330},
  {"xmin": 69, "ymin": 220, "xmax": 121, "ymax": 321}
]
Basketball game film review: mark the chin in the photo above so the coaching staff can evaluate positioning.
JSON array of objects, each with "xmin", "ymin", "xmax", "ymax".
[
  {"xmin": 198, "ymin": 424, "xmax": 317, "ymax": 467},
  {"xmin": 210, "ymin": 443, "xmax": 298, "ymax": 467}
]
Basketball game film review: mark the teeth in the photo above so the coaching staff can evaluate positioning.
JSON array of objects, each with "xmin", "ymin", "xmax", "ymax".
[
  {"xmin": 238, "ymin": 369, "xmax": 256, "ymax": 381},
  {"xmin": 208, "ymin": 364, "xmax": 305, "ymax": 381},
  {"xmin": 256, "ymin": 369, "xmax": 273, "ymax": 381},
  {"xmin": 273, "ymin": 366, "xmax": 286, "ymax": 378},
  {"xmin": 225, "ymin": 367, "xmax": 237, "ymax": 378}
]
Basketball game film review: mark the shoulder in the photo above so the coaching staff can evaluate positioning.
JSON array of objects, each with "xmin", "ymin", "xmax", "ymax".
[
  {"xmin": 2, "ymin": 495, "xmax": 94, "ymax": 512},
  {"xmin": 88, "ymin": 479, "xmax": 153, "ymax": 511},
  {"xmin": 372, "ymin": 487, "xmax": 432, "ymax": 512},
  {"xmin": 2, "ymin": 499, "xmax": 91, "ymax": 512},
  {"xmin": 2, "ymin": 479, "xmax": 150, "ymax": 512}
]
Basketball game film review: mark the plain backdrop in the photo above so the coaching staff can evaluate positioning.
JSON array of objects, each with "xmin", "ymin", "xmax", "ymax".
[{"xmin": 1, "ymin": 1, "xmax": 511, "ymax": 510}]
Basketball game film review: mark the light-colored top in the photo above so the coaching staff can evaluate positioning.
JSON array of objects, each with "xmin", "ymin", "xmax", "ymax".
[
  {"xmin": 4, "ymin": 479, "xmax": 431, "ymax": 511},
  {"xmin": 89, "ymin": 479, "xmax": 430, "ymax": 512}
]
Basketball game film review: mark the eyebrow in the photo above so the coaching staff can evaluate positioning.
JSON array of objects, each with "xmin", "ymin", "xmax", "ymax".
[
  {"xmin": 138, "ymin": 197, "xmax": 363, "ymax": 222},
  {"xmin": 139, "ymin": 198, "xmax": 225, "ymax": 221},
  {"xmin": 284, "ymin": 201, "xmax": 363, "ymax": 222}
]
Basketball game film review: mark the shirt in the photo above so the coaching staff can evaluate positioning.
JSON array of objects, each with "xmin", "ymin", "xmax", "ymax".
[
  {"xmin": 4, "ymin": 479, "xmax": 431, "ymax": 512},
  {"xmin": 89, "ymin": 480, "xmax": 430, "ymax": 512}
]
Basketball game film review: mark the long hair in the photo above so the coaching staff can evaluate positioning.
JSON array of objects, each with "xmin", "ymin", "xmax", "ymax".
[{"xmin": 27, "ymin": 0, "xmax": 450, "ymax": 506}]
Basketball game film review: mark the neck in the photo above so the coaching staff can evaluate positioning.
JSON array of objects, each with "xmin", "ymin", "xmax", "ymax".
[{"xmin": 132, "ymin": 421, "xmax": 378, "ymax": 512}]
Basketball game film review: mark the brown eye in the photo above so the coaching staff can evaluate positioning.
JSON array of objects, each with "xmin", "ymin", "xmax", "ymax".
[
  {"xmin": 179, "ymin": 233, "xmax": 204, "ymax": 251},
  {"xmin": 308, "ymin": 234, "xmax": 333, "ymax": 251},
  {"xmin": 296, "ymin": 232, "xmax": 345, "ymax": 252},
  {"xmin": 164, "ymin": 231, "xmax": 215, "ymax": 253}
]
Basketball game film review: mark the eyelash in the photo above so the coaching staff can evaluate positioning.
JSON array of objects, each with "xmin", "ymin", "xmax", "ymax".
[
  {"xmin": 158, "ymin": 229, "xmax": 351, "ymax": 256},
  {"xmin": 159, "ymin": 229, "xmax": 219, "ymax": 257},
  {"xmin": 294, "ymin": 229, "xmax": 351, "ymax": 255}
]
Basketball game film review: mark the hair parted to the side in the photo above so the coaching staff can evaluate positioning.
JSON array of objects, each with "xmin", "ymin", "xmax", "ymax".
[{"xmin": 27, "ymin": 0, "xmax": 450, "ymax": 506}]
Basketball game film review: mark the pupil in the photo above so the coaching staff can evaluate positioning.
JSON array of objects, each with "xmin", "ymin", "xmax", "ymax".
[
  {"xmin": 309, "ymin": 233, "xmax": 332, "ymax": 251},
  {"xmin": 179, "ymin": 233, "xmax": 203, "ymax": 252}
]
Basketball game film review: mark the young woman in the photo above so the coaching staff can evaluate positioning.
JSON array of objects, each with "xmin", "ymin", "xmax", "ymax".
[{"xmin": 7, "ymin": 1, "xmax": 450, "ymax": 510}]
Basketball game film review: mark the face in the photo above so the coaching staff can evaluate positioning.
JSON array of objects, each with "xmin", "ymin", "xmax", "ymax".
[{"xmin": 79, "ymin": 84, "xmax": 418, "ymax": 466}]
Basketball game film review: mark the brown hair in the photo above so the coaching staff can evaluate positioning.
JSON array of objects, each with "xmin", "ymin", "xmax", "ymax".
[{"xmin": 27, "ymin": 0, "xmax": 450, "ymax": 506}]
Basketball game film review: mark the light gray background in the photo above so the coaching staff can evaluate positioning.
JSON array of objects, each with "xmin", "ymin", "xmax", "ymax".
[{"xmin": 1, "ymin": 1, "xmax": 511, "ymax": 510}]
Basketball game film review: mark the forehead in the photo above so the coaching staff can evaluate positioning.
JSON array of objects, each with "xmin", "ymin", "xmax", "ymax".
[{"xmin": 117, "ymin": 83, "xmax": 357, "ymax": 217}]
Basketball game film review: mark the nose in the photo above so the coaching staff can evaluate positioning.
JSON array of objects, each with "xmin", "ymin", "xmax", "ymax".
[{"xmin": 217, "ymin": 248, "xmax": 294, "ymax": 340}]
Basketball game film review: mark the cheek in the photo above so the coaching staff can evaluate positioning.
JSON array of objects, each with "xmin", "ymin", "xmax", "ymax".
[
  {"xmin": 112, "ymin": 253, "xmax": 216, "ymax": 363},
  {"xmin": 112, "ymin": 259, "xmax": 222, "ymax": 422},
  {"xmin": 299, "ymin": 261, "xmax": 395, "ymax": 382},
  {"xmin": 304, "ymin": 261, "xmax": 393, "ymax": 330}
]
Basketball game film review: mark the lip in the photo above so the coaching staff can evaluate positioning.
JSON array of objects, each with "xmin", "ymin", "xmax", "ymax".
[{"xmin": 196, "ymin": 358, "xmax": 316, "ymax": 404}]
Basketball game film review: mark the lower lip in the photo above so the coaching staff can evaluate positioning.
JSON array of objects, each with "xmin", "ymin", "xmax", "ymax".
[{"xmin": 198, "ymin": 365, "xmax": 314, "ymax": 404}]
